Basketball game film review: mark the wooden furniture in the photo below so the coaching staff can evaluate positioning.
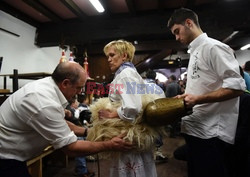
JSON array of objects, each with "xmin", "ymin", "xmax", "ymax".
[
  {"xmin": 0, "ymin": 89, "xmax": 10, "ymax": 94},
  {"xmin": 0, "ymin": 70, "xmax": 51, "ymax": 105},
  {"xmin": 0, "ymin": 89, "xmax": 10, "ymax": 105},
  {"xmin": 0, "ymin": 70, "xmax": 51, "ymax": 92},
  {"xmin": 27, "ymin": 146, "xmax": 54, "ymax": 177},
  {"xmin": 0, "ymin": 88, "xmax": 10, "ymax": 105},
  {"xmin": 9, "ymin": 72, "xmax": 52, "ymax": 80},
  {"xmin": 26, "ymin": 146, "xmax": 68, "ymax": 177}
]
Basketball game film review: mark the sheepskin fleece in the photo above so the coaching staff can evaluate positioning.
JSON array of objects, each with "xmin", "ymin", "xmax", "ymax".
[{"xmin": 87, "ymin": 94, "xmax": 165, "ymax": 159}]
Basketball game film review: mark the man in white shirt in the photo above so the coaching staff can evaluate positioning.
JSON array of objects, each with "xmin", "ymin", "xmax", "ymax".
[
  {"xmin": 0, "ymin": 61, "xmax": 132, "ymax": 177},
  {"xmin": 167, "ymin": 8, "xmax": 246, "ymax": 177}
]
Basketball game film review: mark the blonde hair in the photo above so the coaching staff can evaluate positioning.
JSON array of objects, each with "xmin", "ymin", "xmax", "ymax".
[{"xmin": 103, "ymin": 39, "xmax": 135, "ymax": 62}]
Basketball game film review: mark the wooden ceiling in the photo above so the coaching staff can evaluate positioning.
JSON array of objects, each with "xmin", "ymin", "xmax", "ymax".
[{"xmin": 1, "ymin": 0, "xmax": 250, "ymax": 68}]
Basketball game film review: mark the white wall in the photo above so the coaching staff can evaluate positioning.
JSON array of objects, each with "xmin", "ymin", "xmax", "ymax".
[
  {"xmin": 0, "ymin": 11, "xmax": 71, "ymax": 90},
  {"xmin": 235, "ymin": 50, "xmax": 250, "ymax": 67}
]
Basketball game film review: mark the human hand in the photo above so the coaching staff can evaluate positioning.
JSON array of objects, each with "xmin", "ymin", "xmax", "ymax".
[
  {"xmin": 174, "ymin": 94, "xmax": 186, "ymax": 99},
  {"xmin": 98, "ymin": 109, "xmax": 118, "ymax": 119},
  {"xmin": 108, "ymin": 133, "xmax": 133, "ymax": 151},
  {"xmin": 181, "ymin": 94, "xmax": 198, "ymax": 108},
  {"xmin": 65, "ymin": 109, "xmax": 72, "ymax": 118}
]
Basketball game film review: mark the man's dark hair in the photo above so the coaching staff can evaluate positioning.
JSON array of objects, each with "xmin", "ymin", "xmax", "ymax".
[
  {"xmin": 169, "ymin": 75, "xmax": 177, "ymax": 81},
  {"xmin": 167, "ymin": 8, "xmax": 200, "ymax": 29},
  {"xmin": 239, "ymin": 66, "xmax": 244, "ymax": 78},
  {"xmin": 146, "ymin": 69, "xmax": 156, "ymax": 80},
  {"xmin": 245, "ymin": 61, "xmax": 250, "ymax": 71},
  {"xmin": 77, "ymin": 93, "xmax": 87, "ymax": 103},
  {"xmin": 52, "ymin": 62, "xmax": 81, "ymax": 84}
]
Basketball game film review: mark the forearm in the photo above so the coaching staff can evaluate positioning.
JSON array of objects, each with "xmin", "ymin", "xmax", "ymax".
[
  {"xmin": 180, "ymin": 88, "xmax": 244, "ymax": 108},
  {"xmin": 66, "ymin": 120, "xmax": 87, "ymax": 136},
  {"xmin": 61, "ymin": 140, "xmax": 112, "ymax": 157},
  {"xmin": 196, "ymin": 88, "xmax": 243, "ymax": 104}
]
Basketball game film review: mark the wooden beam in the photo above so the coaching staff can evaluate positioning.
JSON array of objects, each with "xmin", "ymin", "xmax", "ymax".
[
  {"xmin": 0, "ymin": 1, "xmax": 40, "ymax": 27},
  {"xmin": 157, "ymin": 0, "xmax": 165, "ymax": 11},
  {"xmin": 34, "ymin": 1, "xmax": 249, "ymax": 52},
  {"xmin": 75, "ymin": 40, "xmax": 185, "ymax": 55},
  {"xmin": 35, "ymin": 12, "xmax": 172, "ymax": 47},
  {"xmin": 185, "ymin": 0, "xmax": 197, "ymax": 9},
  {"xmin": 59, "ymin": 0, "xmax": 87, "ymax": 20},
  {"xmin": 125, "ymin": 0, "xmax": 136, "ymax": 15},
  {"xmin": 135, "ymin": 49, "xmax": 172, "ymax": 73},
  {"xmin": 99, "ymin": 0, "xmax": 112, "ymax": 17},
  {"xmin": 22, "ymin": 0, "xmax": 62, "ymax": 23},
  {"xmin": 154, "ymin": 59, "xmax": 189, "ymax": 69}
]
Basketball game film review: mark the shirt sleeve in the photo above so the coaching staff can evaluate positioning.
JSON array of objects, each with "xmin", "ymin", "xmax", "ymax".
[
  {"xmin": 114, "ymin": 69, "xmax": 142, "ymax": 122},
  {"xmin": 210, "ymin": 45, "xmax": 246, "ymax": 91}
]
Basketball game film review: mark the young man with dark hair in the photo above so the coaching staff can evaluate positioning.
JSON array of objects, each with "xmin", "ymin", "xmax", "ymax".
[{"xmin": 168, "ymin": 8, "xmax": 246, "ymax": 177}]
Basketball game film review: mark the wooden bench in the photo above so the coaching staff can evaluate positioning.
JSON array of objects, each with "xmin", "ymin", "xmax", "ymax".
[
  {"xmin": 0, "ymin": 89, "xmax": 10, "ymax": 105},
  {"xmin": 0, "ymin": 89, "xmax": 10, "ymax": 94},
  {"xmin": 27, "ymin": 146, "xmax": 68, "ymax": 177}
]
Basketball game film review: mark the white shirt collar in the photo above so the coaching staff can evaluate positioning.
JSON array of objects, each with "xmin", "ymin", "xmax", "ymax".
[
  {"xmin": 49, "ymin": 77, "xmax": 68, "ymax": 108},
  {"xmin": 188, "ymin": 33, "xmax": 208, "ymax": 53}
]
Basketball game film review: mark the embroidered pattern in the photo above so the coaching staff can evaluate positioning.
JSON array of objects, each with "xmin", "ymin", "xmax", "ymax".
[{"xmin": 191, "ymin": 52, "xmax": 200, "ymax": 79}]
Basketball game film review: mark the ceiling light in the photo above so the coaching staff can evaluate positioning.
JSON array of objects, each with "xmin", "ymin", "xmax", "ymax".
[
  {"xmin": 145, "ymin": 58, "xmax": 151, "ymax": 63},
  {"xmin": 240, "ymin": 44, "xmax": 250, "ymax": 50},
  {"xmin": 168, "ymin": 60, "xmax": 174, "ymax": 65},
  {"xmin": 156, "ymin": 72, "xmax": 168, "ymax": 82},
  {"xmin": 222, "ymin": 31, "xmax": 239, "ymax": 43},
  {"xmin": 89, "ymin": 0, "xmax": 105, "ymax": 13}
]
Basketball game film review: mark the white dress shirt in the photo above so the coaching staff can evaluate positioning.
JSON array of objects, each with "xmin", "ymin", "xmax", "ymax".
[
  {"xmin": 182, "ymin": 33, "xmax": 246, "ymax": 144},
  {"xmin": 109, "ymin": 67, "xmax": 145, "ymax": 121},
  {"xmin": 0, "ymin": 77, "xmax": 77, "ymax": 161}
]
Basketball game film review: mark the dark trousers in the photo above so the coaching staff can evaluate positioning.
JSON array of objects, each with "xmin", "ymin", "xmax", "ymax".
[
  {"xmin": 0, "ymin": 159, "xmax": 31, "ymax": 177},
  {"xmin": 173, "ymin": 143, "xmax": 188, "ymax": 161},
  {"xmin": 184, "ymin": 134, "xmax": 231, "ymax": 177}
]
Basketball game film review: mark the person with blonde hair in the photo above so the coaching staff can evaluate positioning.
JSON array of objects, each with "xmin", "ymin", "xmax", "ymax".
[{"xmin": 98, "ymin": 39, "xmax": 158, "ymax": 177}]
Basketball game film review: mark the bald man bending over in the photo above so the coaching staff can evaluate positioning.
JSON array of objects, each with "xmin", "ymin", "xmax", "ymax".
[{"xmin": 0, "ymin": 61, "xmax": 132, "ymax": 177}]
